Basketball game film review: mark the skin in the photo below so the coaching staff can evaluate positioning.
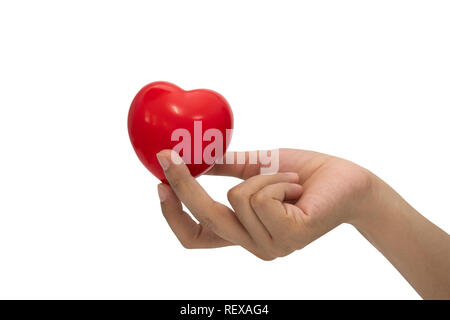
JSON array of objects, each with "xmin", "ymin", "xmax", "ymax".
[{"xmin": 156, "ymin": 148, "xmax": 450, "ymax": 299}]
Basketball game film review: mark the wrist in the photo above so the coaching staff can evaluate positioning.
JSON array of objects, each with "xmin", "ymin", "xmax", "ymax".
[
  {"xmin": 346, "ymin": 170, "xmax": 391, "ymax": 231},
  {"xmin": 344, "ymin": 169, "xmax": 450, "ymax": 299},
  {"xmin": 347, "ymin": 169, "xmax": 411, "ymax": 238}
]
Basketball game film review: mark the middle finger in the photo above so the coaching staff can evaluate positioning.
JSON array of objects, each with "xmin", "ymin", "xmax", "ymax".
[{"xmin": 227, "ymin": 172, "xmax": 299, "ymax": 243}]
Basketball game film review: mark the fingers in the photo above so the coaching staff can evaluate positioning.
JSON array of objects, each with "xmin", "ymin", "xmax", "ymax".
[
  {"xmin": 208, "ymin": 149, "xmax": 332, "ymax": 186},
  {"xmin": 157, "ymin": 149, "xmax": 307, "ymax": 260},
  {"xmin": 206, "ymin": 151, "xmax": 271, "ymax": 179},
  {"xmin": 250, "ymin": 182, "xmax": 304, "ymax": 238},
  {"xmin": 156, "ymin": 149, "xmax": 252, "ymax": 247},
  {"xmin": 158, "ymin": 184, "xmax": 232, "ymax": 248},
  {"xmin": 227, "ymin": 172, "xmax": 300, "ymax": 243}
]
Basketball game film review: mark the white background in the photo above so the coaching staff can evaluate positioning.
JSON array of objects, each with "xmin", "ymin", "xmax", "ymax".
[{"xmin": 0, "ymin": 1, "xmax": 449, "ymax": 299}]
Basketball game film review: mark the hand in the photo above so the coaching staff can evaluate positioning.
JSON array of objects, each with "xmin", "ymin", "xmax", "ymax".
[
  {"xmin": 156, "ymin": 148, "xmax": 450, "ymax": 299},
  {"xmin": 156, "ymin": 148, "xmax": 372, "ymax": 260}
]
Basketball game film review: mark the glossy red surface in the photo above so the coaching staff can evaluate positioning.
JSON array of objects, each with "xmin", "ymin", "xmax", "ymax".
[{"xmin": 128, "ymin": 81, "xmax": 234, "ymax": 182}]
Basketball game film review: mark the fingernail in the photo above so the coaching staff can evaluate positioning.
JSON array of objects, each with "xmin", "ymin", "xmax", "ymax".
[
  {"xmin": 157, "ymin": 184, "xmax": 168, "ymax": 202},
  {"xmin": 156, "ymin": 153, "xmax": 170, "ymax": 171},
  {"xmin": 170, "ymin": 150, "xmax": 184, "ymax": 165}
]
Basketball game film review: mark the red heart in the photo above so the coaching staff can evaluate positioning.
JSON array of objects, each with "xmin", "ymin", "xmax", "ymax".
[{"xmin": 128, "ymin": 81, "xmax": 234, "ymax": 182}]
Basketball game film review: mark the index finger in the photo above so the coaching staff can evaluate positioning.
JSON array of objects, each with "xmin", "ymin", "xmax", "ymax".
[
  {"xmin": 206, "ymin": 150, "xmax": 279, "ymax": 179},
  {"xmin": 156, "ymin": 149, "xmax": 252, "ymax": 246}
]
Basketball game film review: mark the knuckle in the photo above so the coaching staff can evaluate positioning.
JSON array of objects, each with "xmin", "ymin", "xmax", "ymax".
[
  {"xmin": 272, "ymin": 238, "xmax": 296, "ymax": 257},
  {"xmin": 199, "ymin": 213, "xmax": 217, "ymax": 232},
  {"xmin": 276, "ymin": 245, "xmax": 293, "ymax": 257},
  {"xmin": 180, "ymin": 235, "xmax": 204, "ymax": 250},
  {"xmin": 226, "ymin": 187, "xmax": 238, "ymax": 202},
  {"xmin": 260, "ymin": 257, "xmax": 275, "ymax": 262},
  {"xmin": 179, "ymin": 226, "xmax": 203, "ymax": 250},
  {"xmin": 253, "ymin": 250, "xmax": 276, "ymax": 261},
  {"xmin": 352, "ymin": 167, "xmax": 373, "ymax": 195},
  {"xmin": 250, "ymin": 190, "xmax": 268, "ymax": 208},
  {"xmin": 250, "ymin": 245, "xmax": 277, "ymax": 261},
  {"xmin": 227, "ymin": 186, "xmax": 247, "ymax": 204},
  {"xmin": 226, "ymin": 188, "xmax": 236, "ymax": 203},
  {"xmin": 180, "ymin": 238, "xmax": 195, "ymax": 249},
  {"xmin": 296, "ymin": 241, "xmax": 307, "ymax": 251}
]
